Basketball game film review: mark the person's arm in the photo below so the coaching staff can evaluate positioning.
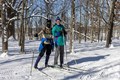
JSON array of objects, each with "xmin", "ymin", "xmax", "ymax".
[
  {"xmin": 61, "ymin": 25, "xmax": 67, "ymax": 36},
  {"xmin": 52, "ymin": 26, "xmax": 56, "ymax": 37},
  {"xmin": 38, "ymin": 29, "xmax": 46, "ymax": 38},
  {"xmin": 38, "ymin": 30, "xmax": 43, "ymax": 35}
]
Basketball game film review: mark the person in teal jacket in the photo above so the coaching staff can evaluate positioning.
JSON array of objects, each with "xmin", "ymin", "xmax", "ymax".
[{"xmin": 52, "ymin": 17, "xmax": 67, "ymax": 68}]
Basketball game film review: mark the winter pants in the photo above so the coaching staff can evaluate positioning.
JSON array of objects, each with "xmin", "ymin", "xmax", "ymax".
[
  {"xmin": 34, "ymin": 44, "xmax": 52, "ymax": 67},
  {"xmin": 54, "ymin": 46, "xmax": 64, "ymax": 66}
]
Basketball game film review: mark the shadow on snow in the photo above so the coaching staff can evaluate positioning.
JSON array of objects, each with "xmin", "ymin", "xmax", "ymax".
[{"xmin": 67, "ymin": 54, "xmax": 109, "ymax": 66}]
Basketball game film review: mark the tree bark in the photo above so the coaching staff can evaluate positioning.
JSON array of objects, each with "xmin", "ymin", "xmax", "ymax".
[
  {"xmin": 20, "ymin": 0, "xmax": 25, "ymax": 53},
  {"xmin": 7, "ymin": 7, "xmax": 15, "ymax": 39},
  {"xmin": 79, "ymin": 0, "xmax": 82, "ymax": 43},
  {"xmin": 1, "ymin": 0, "xmax": 8, "ymax": 53},
  {"xmin": 84, "ymin": 1, "xmax": 89, "ymax": 42},
  {"xmin": 106, "ymin": 0, "xmax": 117, "ymax": 48},
  {"xmin": 70, "ymin": 0, "xmax": 75, "ymax": 53}
]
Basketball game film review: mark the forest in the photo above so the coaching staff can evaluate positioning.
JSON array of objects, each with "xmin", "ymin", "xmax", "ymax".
[
  {"xmin": 0, "ymin": 0, "xmax": 120, "ymax": 80},
  {"xmin": 0, "ymin": 0, "xmax": 120, "ymax": 54}
]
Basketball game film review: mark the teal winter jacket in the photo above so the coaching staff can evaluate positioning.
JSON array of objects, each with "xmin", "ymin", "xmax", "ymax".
[{"xmin": 52, "ymin": 24, "xmax": 65, "ymax": 46}]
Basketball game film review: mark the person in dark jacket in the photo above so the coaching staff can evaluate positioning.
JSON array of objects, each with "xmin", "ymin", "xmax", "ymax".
[
  {"xmin": 52, "ymin": 17, "xmax": 67, "ymax": 68},
  {"xmin": 34, "ymin": 19, "xmax": 54, "ymax": 69}
]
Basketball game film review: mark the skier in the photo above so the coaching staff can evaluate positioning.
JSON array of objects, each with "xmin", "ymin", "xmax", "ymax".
[
  {"xmin": 34, "ymin": 19, "xmax": 54, "ymax": 69},
  {"xmin": 52, "ymin": 17, "xmax": 67, "ymax": 68}
]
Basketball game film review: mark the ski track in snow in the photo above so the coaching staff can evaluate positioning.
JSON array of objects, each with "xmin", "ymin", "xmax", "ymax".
[{"xmin": 0, "ymin": 39, "xmax": 120, "ymax": 80}]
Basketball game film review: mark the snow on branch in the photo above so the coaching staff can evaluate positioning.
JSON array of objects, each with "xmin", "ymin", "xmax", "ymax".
[
  {"xmin": 45, "ymin": 0, "xmax": 56, "ymax": 3},
  {"xmin": 30, "ymin": 14, "xmax": 48, "ymax": 19},
  {"xmin": 6, "ymin": 14, "xmax": 48, "ymax": 24},
  {"xmin": 7, "ymin": 17, "xmax": 20, "ymax": 24},
  {"xmin": 66, "ymin": 29, "xmax": 98, "ymax": 42},
  {"xmin": 45, "ymin": 0, "xmax": 49, "ymax": 3},
  {"xmin": 74, "ymin": 30, "xmax": 98, "ymax": 42},
  {"xmin": 25, "ymin": 3, "xmax": 33, "ymax": 10}
]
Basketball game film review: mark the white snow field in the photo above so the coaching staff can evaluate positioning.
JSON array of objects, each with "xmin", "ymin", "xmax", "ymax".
[{"xmin": 0, "ymin": 38, "xmax": 120, "ymax": 80}]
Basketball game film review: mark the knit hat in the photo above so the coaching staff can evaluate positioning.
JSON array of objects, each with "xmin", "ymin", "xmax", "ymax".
[{"xmin": 55, "ymin": 17, "xmax": 61, "ymax": 21}]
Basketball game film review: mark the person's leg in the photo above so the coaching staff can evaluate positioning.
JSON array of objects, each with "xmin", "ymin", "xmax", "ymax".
[
  {"xmin": 60, "ymin": 46, "xmax": 64, "ymax": 68},
  {"xmin": 45, "ymin": 45, "xmax": 52, "ymax": 67},
  {"xmin": 34, "ymin": 48, "xmax": 45, "ymax": 68},
  {"xmin": 54, "ymin": 46, "xmax": 60, "ymax": 65}
]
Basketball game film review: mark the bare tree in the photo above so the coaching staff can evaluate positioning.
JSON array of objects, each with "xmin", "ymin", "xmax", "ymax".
[
  {"xmin": 7, "ymin": 0, "xmax": 17, "ymax": 39},
  {"xmin": 70, "ymin": 0, "xmax": 75, "ymax": 53},
  {"xmin": 78, "ymin": 0, "xmax": 82, "ymax": 43},
  {"xmin": 106, "ymin": 0, "xmax": 117, "ymax": 48},
  {"xmin": 0, "ymin": 0, "xmax": 8, "ymax": 54},
  {"xmin": 84, "ymin": 0, "xmax": 89, "ymax": 42},
  {"xmin": 19, "ymin": 0, "xmax": 26, "ymax": 53}
]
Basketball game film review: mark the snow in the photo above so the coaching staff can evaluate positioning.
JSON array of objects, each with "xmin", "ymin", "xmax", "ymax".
[
  {"xmin": 0, "ymin": 38, "xmax": 120, "ymax": 80},
  {"xmin": 109, "ymin": 44, "xmax": 114, "ymax": 48},
  {"xmin": 0, "ymin": 52, "xmax": 9, "ymax": 58}
]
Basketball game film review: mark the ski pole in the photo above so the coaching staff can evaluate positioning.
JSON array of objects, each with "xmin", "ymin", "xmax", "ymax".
[
  {"xmin": 63, "ymin": 33, "xmax": 68, "ymax": 67},
  {"xmin": 30, "ymin": 50, "xmax": 35, "ymax": 76},
  {"xmin": 25, "ymin": 50, "xmax": 35, "ymax": 80}
]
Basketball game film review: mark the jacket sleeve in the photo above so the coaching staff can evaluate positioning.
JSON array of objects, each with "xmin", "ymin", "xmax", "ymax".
[
  {"xmin": 52, "ymin": 26, "xmax": 59, "ymax": 37},
  {"xmin": 38, "ymin": 38, "xmax": 46, "ymax": 52},
  {"xmin": 61, "ymin": 25, "xmax": 67, "ymax": 36},
  {"xmin": 52, "ymin": 26, "xmax": 56, "ymax": 36}
]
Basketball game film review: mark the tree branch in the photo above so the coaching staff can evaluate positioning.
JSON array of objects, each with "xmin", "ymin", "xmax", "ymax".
[{"xmin": 100, "ymin": 10, "xmax": 109, "ymax": 25}]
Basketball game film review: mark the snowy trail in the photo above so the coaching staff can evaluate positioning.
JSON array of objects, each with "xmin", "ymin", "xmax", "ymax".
[
  {"xmin": 78, "ymin": 59, "xmax": 120, "ymax": 80},
  {"xmin": 0, "ymin": 39, "xmax": 120, "ymax": 80}
]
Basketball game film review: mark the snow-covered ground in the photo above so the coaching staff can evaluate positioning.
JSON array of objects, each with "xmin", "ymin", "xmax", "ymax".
[{"xmin": 0, "ymin": 38, "xmax": 120, "ymax": 80}]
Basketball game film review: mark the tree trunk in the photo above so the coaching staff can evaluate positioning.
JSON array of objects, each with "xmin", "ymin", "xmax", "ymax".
[
  {"xmin": 20, "ymin": 0, "xmax": 25, "ymax": 53},
  {"xmin": 79, "ymin": 0, "xmax": 82, "ymax": 43},
  {"xmin": 90, "ymin": 1, "xmax": 94, "ymax": 43},
  {"xmin": 90, "ymin": 14, "xmax": 94, "ymax": 43},
  {"xmin": 44, "ymin": 0, "xmax": 50, "ymax": 18},
  {"xmin": 84, "ymin": 1, "xmax": 89, "ymax": 42},
  {"xmin": 84, "ymin": 16, "xmax": 88, "ymax": 42},
  {"xmin": 106, "ymin": 0, "xmax": 117, "ymax": 48},
  {"xmin": 1, "ymin": 0, "xmax": 8, "ymax": 53},
  {"xmin": 70, "ymin": 0, "xmax": 75, "ymax": 53},
  {"xmin": 98, "ymin": 18, "xmax": 101, "ymax": 42},
  {"xmin": 7, "ymin": 7, "xmax": 15, "ymax": 39},
  {"xmin": 97, "ymin": 0, "xmax": 101, "ymax": 42},
  {"xmin": 25, "ymin": 0, "xmax": 28, "ymax": 40}
]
